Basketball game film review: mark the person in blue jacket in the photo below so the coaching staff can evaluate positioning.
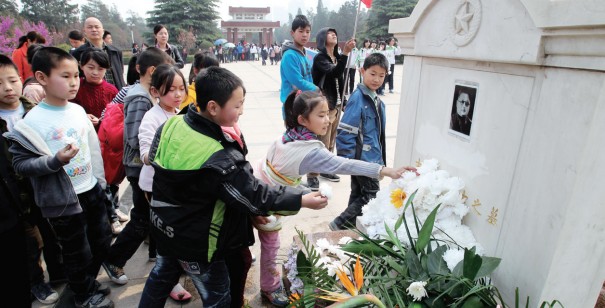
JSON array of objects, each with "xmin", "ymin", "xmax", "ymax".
[{"xmin": 330, "ymin": 53, "xmax": 389, "ymax": 231}]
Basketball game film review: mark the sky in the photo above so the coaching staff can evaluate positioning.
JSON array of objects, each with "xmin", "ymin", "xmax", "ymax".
[{"xmin": 71, "ymin": 0, "xmax": 347, "ymax": 23}]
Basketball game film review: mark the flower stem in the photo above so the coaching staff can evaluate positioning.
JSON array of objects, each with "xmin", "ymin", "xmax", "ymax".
[{"xmin": 326, "ymin": 295, "xmax": 386, "ymax": 308}]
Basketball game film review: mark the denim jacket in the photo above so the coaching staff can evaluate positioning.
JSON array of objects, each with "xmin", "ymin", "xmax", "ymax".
[
  {"xmin": 4, "ymin": 120, "xmax": 106, "ymax": 218},
  {"xmin": 336, "ymin": 84, "xmax": 386, "ymax": 165}
]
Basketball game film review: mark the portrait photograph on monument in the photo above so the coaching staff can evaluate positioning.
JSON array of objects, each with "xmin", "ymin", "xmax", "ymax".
[{"xmin": 449, "ymin": 82, "xmax": 478, "ymax": 139}]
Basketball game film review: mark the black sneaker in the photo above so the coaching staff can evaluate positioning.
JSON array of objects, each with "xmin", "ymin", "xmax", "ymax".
[
  {"xmin": 102, "ymin": 262, "xmax": 128, "ymax": 285},
  {"xmin": 305, "ymin": 177, "xmax": 320, "ymax": 191},
  {"xmin": 75, "ymin": 292, "xmax": 114, "ymax": 308},
  {"xmin": 31, "ymin": 282, "xmax": 59, "ymax": 304},
  {"xmin": 320, "ymin": 173, "xmax": 340, "ymax": 182}
]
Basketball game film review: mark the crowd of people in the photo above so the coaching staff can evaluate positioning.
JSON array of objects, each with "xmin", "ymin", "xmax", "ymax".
[{"xmin": 1, "ymin": 12, "xmax": 412, "ymax": 308}]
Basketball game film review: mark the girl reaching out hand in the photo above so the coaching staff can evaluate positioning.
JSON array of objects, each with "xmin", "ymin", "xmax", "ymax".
[{"xmin": 251, "ymin": 90, "xmax": 416, "ymax": 306}]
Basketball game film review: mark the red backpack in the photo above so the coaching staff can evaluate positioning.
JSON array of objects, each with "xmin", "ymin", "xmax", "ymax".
[{"xmin": 98, "ymin": 103, "xmax": 125, "ymax": 185}]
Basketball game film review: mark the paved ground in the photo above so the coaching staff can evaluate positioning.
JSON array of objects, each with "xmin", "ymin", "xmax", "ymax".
[{"xmin": 34, "ymin": 60, "xmax": 405, "ymax": 308}]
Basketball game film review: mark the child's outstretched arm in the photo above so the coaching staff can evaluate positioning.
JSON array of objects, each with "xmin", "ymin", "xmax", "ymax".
[{"xmin": 379, "ymin": 166, "xmax": 418, "ymax": 179}]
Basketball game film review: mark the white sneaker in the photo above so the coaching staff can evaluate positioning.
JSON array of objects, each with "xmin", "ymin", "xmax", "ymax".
[
  {"xmin": 115, "ymin": 209, "xmax": 130, "ymax": 222},
  {"xmin": 111, "ymin": 221, "xmax": 123, "ymax": 235}
]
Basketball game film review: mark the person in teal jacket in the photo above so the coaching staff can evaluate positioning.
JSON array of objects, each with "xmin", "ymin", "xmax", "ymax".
[{"xmin": 279, "ymin": 15, "xmax": 318, "ymax": 119}]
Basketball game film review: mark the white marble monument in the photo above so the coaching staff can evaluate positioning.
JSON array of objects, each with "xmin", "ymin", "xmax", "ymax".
[{"xmin": 389, "ymin": 0, "xmax": 605, "ymax": 305}]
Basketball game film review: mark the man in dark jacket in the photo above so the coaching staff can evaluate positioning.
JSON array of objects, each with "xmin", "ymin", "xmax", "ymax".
[
  {"xmin": 73, "ymin": 17, "xmax": 125, "ymax": 90},
  {"xmin": 311, "ymin": 27, "xmax": 355, "ymax": 184}
]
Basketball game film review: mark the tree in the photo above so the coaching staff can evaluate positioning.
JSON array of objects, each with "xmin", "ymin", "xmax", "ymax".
[
  {"xmin": 0, "ymin": 16, "xmax": 53, "ymax": 54},
  {"xmin": 361, "ymin": 0, "xmax": 417, "ymax": 41},
  {"xmin": 329, "ymin": 0, "xmax": 362, "ymax": 41},
  {"xmin": 20, "ymin": 0, "xmax": 79, "ymax": 32},
  {"xmin": 0, "ymin": 0, "xmax": 18, "ymax": 17},
  {"xmin": 126, "ymin": 10, "xmax": 148, "ymax": 48},
  {"xmin": 147, "ymin": 0, "xmax": 220, "ymax": 47},
  {"xmin": 311, "ymin": 0, "xmax": 329, "ymax": 40}
]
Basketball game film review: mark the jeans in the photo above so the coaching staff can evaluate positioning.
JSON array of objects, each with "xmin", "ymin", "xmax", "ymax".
[
  {"xmin": 106, "ymin": 177, "xmax": 150, "ymax": 267},
  {"xmin": 225, "ymin": 247, "xmax": 252, "ymax": 308},
  {"xmin": 48, "ymin": 183, "xmax": 112, "ymax": 300},
  {"xmin": 333, "ymin": 175, "xmax": 379, "ymax": 228},
  {"xmin": 139, "ymin": 255, "xmax": 230, "ymax": 308}
]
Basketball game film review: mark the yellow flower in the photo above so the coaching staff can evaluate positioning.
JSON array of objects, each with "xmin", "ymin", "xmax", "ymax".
[
  {"xmin": 390, "ymin": 188, "xmax": 407, "ymax": 209},
  {"xmin": 289, "ymin": 292, "xmax": 301, "ymax": 304}
]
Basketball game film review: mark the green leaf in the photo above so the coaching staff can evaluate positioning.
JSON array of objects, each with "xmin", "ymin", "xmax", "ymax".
[
  {"xmin": 406, "ymin": 250, "xmax": 429, "ymax": 280},
  {"xmin": 416, "ymin": 204, "xmax": 441, "ymax": 254},
  {"xmin": 385, "ymin": 257, "xmax": 407, "ymax": 275},
  {"xmin": 461, "ymin": 296, "xmax": 484, "ymax": 308},
  {"xmin": 427, "ymin": 245, "xmax": 449, "ymax": 276},
  {"xmin": 394, "ymin": 211, "xmax": 404, "ymax": 232},
  {"xmin": 403, "ymin": 189, "xmax": 418, "ymax": 212},
  {"xmin": 384, "ymin": 221, "xmax": 405, "ymax": 255},
  {"xmin": 340, "ymin": 239, "xmax": 391, "ymax": 256},
  {"xmin": 296, "ymin": 250, "xmax": 311, "ymax": 277},
  {"xmin": 462, "ymin": 248, "xmax": 482, "ymax": 280},
  {"xmin": 475, "ymin": 256, "xmax": 501, "ymax": 278}
]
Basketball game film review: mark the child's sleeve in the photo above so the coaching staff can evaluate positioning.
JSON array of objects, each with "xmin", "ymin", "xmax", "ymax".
[
  {"xmin": 86, "ymin": 119, "xmax": 107, "ymax": 189},
  {"xmin": 138, "ymin": 112, "xmax": 156, "ymax": 162},
  {"xmin": 207, "ymin": 149, "xmax": 303, "ymax": 216},
  {"xmin": 9, "ymin": 140, "xmax": 65, "ymax": 177},
  {"xmin": 336, "ymin": 97, "xmax": 363, "ymax": 159},
  {"xmin": 283, "ymin": 52, "xmax": 317, "ymax": 92},
  {"xmin": 124, "ymin": 98, "xmax": 151, "ymax": 149}
]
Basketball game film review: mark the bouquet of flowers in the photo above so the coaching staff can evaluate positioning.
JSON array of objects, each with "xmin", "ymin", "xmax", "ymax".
[{"xmin": 287, "ymin": 159, "xmax": 564, "ymax": 308}]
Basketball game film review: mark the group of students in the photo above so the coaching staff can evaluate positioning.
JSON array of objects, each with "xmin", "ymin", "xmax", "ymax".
[{"xmin": 1, "ymin": 14, "xmax": 415, "ymax": 308}]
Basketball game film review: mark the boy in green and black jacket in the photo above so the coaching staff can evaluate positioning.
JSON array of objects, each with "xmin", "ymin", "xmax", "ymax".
[{"xmin": 139, "ymin": 67, "xmax": 328, "ymax": 308}]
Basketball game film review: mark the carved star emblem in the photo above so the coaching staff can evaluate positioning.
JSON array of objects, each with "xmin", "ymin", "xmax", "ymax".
[{"xmin": 455, "ymin": 11, "xmax": 474, "ymax": 34}]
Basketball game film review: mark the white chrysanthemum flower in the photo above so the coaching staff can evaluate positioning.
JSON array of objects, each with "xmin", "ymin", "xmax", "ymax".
[
  {"xmin": 443, "ymin": 249, "xmax": 464, "ymax": 271},
  {"xmin": 406, "ymin": 281, "xmax": 428, "ymax": 301},
  {"xmin": 338, "ymin": 237, "xmax": 352, "ymax": 245},
  {"xmin": 63, "ymin": 136, "xmax": 77, "ymax": 146},
  {"xmin": 319, "ymin": 183, "xmax": 333, "ymax": 199},
  {"xmin": 316, "ymin": 238, "xmax": 331, "ymax": 252}
]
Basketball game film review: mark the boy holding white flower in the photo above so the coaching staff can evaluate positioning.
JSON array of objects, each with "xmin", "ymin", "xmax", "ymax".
[{"xmin": 5, "ymin": 47, "xmax": 113, "ymax": 308}]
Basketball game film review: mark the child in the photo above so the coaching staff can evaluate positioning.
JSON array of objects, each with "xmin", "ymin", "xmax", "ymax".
[
  {"xmin": 0, "ymin": 54, "xmax": 62, "ymax": 305},
  {"xmin": 73, "ymin": 48, "xmax": 119, "ymax": 128},
  {"xmin": 138, "ymin": 67, "xmax": 328, "ymax": 308},
  {"xmin": 0, "ymin": 54, "xmax": 34, "ymax": 308},
  {"xmin": 180, "ymin": 52, "xmax": 219, "ymax": 110},
  {"xmin": 331, "ymin": 53, "xmax": 391, "ymax": 230},
  {"xmin": 252, "ymin": 89, "xmax": 415, "ymax": 306},
  {"xmin": 279, "ymin": 14, "xmax": 320, "ymax": 191},
  {"xmin": 138, "ymin": 63, "xmax": 191, "ymax": 302},
  {"xmin": 96, "ymin": 55, "xmax": 140, "ymax": 231},
  {"xmin": 280, "ymin": 15, "xmax": 318, "ymax": 116},
  {"xmin": 358, "ymin": 39, "xmax": 372, "ymax": 83},
  {"xmin": 102, "ymin": 47, "xmax": 173, "ymax": 286},
  {"xmin": 385, "ymin": 37, "xmax": 401, "ymax": 94},
  {"xmin": 5, "ymin": 47, "xmax": 113, "ymax": 308}
]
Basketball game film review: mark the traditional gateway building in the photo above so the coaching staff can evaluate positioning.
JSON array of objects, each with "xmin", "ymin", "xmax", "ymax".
[{"xmin": 220, "ymin": 7, "xmax": 280, "ymax": 46}]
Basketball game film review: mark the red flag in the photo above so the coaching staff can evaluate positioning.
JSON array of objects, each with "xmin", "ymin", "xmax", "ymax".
[{"xmin": 361, "ymin": 0, "xmax": 372, "ymax": 8}]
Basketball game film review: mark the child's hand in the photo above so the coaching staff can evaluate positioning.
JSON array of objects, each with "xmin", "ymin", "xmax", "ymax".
[
  {"xmin": 87, "ymin": 114, "xmax": 99, "ymax": 126},
  {"xmin": 56, "ymin": 143, "xmax": 79, "ymax": 164},
  {"xmin": 252, "ymin": 216, "xmax": 271, "ymax": 225},
  {"xmin": 380, "ymin": 166, "xmax": 418, "ymax": 179},
  {"xmin": 301, "ymin": 191, "xmax": 328, "ymax": 210}
]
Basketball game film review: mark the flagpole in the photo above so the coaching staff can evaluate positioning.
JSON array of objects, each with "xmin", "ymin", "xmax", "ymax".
[{"xmin": 342, "ymin": 0, "xmax": 363, "ymax": 97}]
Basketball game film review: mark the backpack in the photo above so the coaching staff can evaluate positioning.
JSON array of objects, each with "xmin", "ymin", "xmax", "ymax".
[{"xmin": 98, "ymin": 103, "xmax": 125, "ymax": 185}]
